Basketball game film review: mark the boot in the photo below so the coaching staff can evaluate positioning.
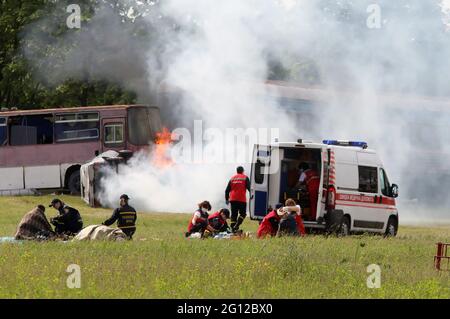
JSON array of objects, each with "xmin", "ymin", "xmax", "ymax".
[{"xmin": 234, "ymin": 216, "xmax": 245, "ymax": 232}]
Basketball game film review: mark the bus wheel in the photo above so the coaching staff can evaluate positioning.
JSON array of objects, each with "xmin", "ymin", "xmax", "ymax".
[
  {"xmin": 384, "ymin": 217, "xmax": 398, "ymax": 237},
  {"xmin": 68, "ymin": 170, "xmax": 81, "ymax": 195},
  {"xmin": 339, "ymin": 216, "xmax": 351, "ymax": 236}
]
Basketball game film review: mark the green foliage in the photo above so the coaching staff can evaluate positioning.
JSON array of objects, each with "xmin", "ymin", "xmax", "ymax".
[
  {"xmin": 0, "ymin": 195, "xmax": 448, "ymax": 298},
  {"xmin": 0, "ymin": 0, "xmax": 138, "ymax": 109}
]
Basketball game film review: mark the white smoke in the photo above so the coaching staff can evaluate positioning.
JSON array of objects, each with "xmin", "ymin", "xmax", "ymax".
[{"xmin": 21, "ymin": 1, "xmax": 450, "ymax": 222}]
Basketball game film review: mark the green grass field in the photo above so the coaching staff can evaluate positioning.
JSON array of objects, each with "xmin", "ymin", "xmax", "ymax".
[{"xmin": 0, "ymin": 195, "xmax": 448, "ymax": 299}]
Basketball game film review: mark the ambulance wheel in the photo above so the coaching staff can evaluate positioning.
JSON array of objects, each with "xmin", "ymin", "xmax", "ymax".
[
  {"xmin": 339, "ymin": 216, "xmax": 351, "ymax": 236},
  {"xmin": 384, "ymin": 217, "xmax": 398, "ymax": 237},
  {"xmin": 68, "ymin": 170, "xmax": 81, "ymax": 195}
]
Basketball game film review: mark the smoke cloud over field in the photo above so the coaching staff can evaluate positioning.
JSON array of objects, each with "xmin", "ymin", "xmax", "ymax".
[{"xmin": 23, "ymin": 1, "xmax": 450, "ymax": 222}]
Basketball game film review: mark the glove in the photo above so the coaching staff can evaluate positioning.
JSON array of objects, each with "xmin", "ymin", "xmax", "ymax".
[{"xmin": 250, "ymin": 195, "xmax": 254, "ymax": 200}]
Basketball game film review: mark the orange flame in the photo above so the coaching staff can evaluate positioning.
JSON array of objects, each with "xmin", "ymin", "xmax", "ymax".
[{"xmin": 153, "ymin": 127, "xmax": 173, "ymax": 167}]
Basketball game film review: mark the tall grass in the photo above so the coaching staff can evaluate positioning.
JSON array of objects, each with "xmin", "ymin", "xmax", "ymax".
[{"xmin": 0, "ymin": 196, "xmax": 448, "ymax": 298}]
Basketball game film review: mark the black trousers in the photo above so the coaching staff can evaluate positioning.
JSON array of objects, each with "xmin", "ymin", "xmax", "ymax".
[
  {"xmin": 230, "ymin": 201, "xmax": 247, "ymax": 230},
  {"xmin": 121, "ymin": 227, "xmax": 136, "ymax": 240}
]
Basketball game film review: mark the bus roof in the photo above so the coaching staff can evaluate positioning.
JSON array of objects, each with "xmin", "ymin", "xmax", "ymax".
[{"xmin": 0, "ymin": 104, "xmax": 159, "ymax": 117}]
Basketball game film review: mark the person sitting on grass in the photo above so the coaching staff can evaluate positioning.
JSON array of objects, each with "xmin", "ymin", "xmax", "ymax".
[
  {"xmin": 283, "ymin": 198, "xmax": 306, "ymax": 236},
  {"xmin": 277, "ymin": 204, "xmax": 299, "ymax": 237},
  {"xmin": 257, "ymin": 204, "xmax": 283, "ymax": 238},
  {"xmin": 185, "ymin": 201, "xmax": 215, "ymax": 238},
  {"xmin": 14, "ymin": 205, "xmax": 55, "ymax": 241},
  {"xmin": 208, "ymin": 208, "xmax": 231, "ymax": 233}
]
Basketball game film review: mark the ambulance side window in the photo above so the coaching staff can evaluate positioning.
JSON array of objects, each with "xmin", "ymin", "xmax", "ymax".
[
  {"xmin": 255, "ymin": 160, "xmax": 265, "ymax": 184},
  {"xmin": 358, "ymin": 166, "xmax": 378, "ymax": 193},
  {"xmin": 379, "ymin": 168, "xmax": 391, "ymax": 197}
]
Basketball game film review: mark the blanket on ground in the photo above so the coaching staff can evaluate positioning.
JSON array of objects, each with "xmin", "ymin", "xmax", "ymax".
[{"xmin": 73, "ymin": 225, "xmax": 127, "ymax": 241}]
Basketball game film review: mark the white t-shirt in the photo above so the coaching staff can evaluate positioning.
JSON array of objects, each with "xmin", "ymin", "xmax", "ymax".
[
  {"xmin": 284, "ymin": 204, "xmax": 302, "ymax": 216},
  {"xmin": 299, "ymin": 172, "xmax": 307, "ymax": 183},
  {"xmin": 192, "ymin": 211, "xmax": 202, "ymax": 225}
]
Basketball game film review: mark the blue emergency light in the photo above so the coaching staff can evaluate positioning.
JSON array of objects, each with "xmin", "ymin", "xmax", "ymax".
[{"xmin": 323, "ymin": 140, "xmax": 368, "ymax": 149}]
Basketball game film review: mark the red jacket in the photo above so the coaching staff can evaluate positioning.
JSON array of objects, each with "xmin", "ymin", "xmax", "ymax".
[
  {"xmin": 226, "ymin": 173, "xmax": 250, "ymax": 203},
  {"xmin": 304, "ymin": 169, "xmax": 320, "ymax": 191},
  {"xmin": 208, "ymin": 211, "xmax": 227, "ymax": 230},
  {"xmin": 187, "ymin": 209, "xmax": 208, "ymax": 233},
  {"xmin": 257, "ymin": 210, "xmax": 280, "ymax": 238},
  {"xmin": 294, "ymin": 214, "xmax": 306, "ymax": 236}
]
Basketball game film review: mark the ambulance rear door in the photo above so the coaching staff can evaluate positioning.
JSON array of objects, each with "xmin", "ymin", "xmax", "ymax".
[{"xmin": 250, "ymin": 144, "xmax": 271, "ymax": 220}]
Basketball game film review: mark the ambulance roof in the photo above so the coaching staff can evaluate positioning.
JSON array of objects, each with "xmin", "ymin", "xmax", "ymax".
[{"xmin": 264, "ymin": 141, "xmax": 377, "ymax": 153}]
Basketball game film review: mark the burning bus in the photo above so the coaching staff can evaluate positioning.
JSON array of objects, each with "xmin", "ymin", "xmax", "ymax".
[
  {"xmin": 80, "ymin": 125, "xmax": 173, "ymax": 207},
  {"xmin": 0, "ymin": 105, "xmax": 163, "ymax": 196}
]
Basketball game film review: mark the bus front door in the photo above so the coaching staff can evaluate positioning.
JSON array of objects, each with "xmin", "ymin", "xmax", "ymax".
[{"xmin": 101, "ymin": 118, "xmax": 126, "ymax": 153}]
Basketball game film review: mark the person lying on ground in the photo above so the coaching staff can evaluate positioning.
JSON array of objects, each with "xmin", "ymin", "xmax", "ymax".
[
  {"xmin": 283, "ymin": 198, "xmax": 306, "ymax": 236},
  {"xmin": 257, "ymin": 203, "xmax": 283, "ymax": 238},
  {"xmin": 185, "ymin": 200, "xmax": 215, "ymax": 238},
  {"xmin": 14, "ymin": 205, "xmax": 55, "ymax": 240},
  {"xmin": 49, "ymin": 198, "xmax": 83, "ymax": 236},
  {"xmin": 102, "ymin": 194, "xmax": 137, "ymax": 240},
  {"xmin": 208, "ymin": 208, "xmax": 231, "ymax": 233}
]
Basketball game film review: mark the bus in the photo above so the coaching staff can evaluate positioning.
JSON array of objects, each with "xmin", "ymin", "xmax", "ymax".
[{"xmin": 0, "ymin": 105, "xmax": 162, "ymax": 195}]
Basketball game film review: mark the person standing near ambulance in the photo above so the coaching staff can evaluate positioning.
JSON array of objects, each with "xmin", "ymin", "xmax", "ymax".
[
  {"xmin": 225, "ymin": 166, "xmax": 251, "ymax": 232},
  {"xmin": 297, "ymin": 162, "xmax": 320, "ymax": 221}
]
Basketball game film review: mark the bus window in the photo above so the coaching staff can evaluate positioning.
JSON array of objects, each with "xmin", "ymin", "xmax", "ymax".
[
  {"xmin": 358, "ymin": 166, "xmax": 378, "ymax": 193},
  {"xmin": 128, "ymin": 108, "xmax": 150, "ymax": 145},
  {"xmin": 0, "ymin": 117, "xmax": 6, "ymax": 146},
  {"xmin": 9, "ymin": 114, "xmax": 54, "ymax": 146},
  {"xmin": 104, "ymin": 123, "xmax": 124, "ymax": 146},
  {"xmin": 128, "ymin": 107, "xmax": 162, "ymax": 145},
  {"xmin": 55, "ymin": 112, "xmax": 99, "ymax": 142}
]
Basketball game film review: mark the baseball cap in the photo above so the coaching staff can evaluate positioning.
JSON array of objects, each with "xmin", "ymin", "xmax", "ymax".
[
  {"xmin": 120, "ymin": 194, "xmax": 130, "ymax": 200},
  {"xmin": 49, "ymin": 198, "xmax": 61, "ymax": 207}
]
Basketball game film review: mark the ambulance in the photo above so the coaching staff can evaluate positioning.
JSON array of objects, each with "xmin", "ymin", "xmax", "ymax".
[{"xmin": 249, "ymin": 140, "xmax": 399, "ymax": 236}]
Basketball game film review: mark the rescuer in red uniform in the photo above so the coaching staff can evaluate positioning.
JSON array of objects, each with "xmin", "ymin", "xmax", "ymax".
[
  {"xmin": 257, "ymin": 204, "xmax": 283, "ymax": 238},
  {"xmin": 208, "ymin": 208, "xmax": 231, "ymax": 233},
  {"xmin": 225, "ymin": 166, "xmax": 251, "ymax": 232},
  {"xmin": 185, "ymin": 201, "xmax": 214, "ymax": 238},
  {"xmin": 298, "ymin": 162, "xmax": 320, "ymax": 221}
]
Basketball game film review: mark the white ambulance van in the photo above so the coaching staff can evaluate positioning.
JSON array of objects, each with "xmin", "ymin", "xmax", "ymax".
[{"xmin": 249, "ymin": 140, "xmax": 399, "ymax": 236}]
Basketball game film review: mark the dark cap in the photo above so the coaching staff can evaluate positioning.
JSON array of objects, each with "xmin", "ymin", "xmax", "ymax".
[
  {"xmin": 120, "ymin": 194, "xmax": 130, "ymax": 200},
  {"xmin": 275, "ymin": 203, "xmax": 283, "ymax": 209},
  {"xmin": 49, "ymin": 198, "xmax": 62, "ymax": 207}
]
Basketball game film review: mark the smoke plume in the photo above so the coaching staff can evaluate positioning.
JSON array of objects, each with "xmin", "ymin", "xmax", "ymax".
[{"xmin": 22, "ymin": 0, "xmax": 450, "ymax": 223}]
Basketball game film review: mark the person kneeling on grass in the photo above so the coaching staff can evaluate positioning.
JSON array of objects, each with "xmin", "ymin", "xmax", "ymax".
[
  {"xmin": 49, "ymin": 198, "xmax": 83, "ymax": 236},
  {"xmin": 257, "ymin": 204, "xmax": 283, "ymax": 238},
  {"xmin": 185, "ymin": 201, "xmax": 215, "ymax": 238},
  {"xmin": 15, "ymin": 205, "xmax": 56, "ymax": 241},
  {"xmin": 208, "ymin": 208, "xmax": 231, "ymax": 233}
]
